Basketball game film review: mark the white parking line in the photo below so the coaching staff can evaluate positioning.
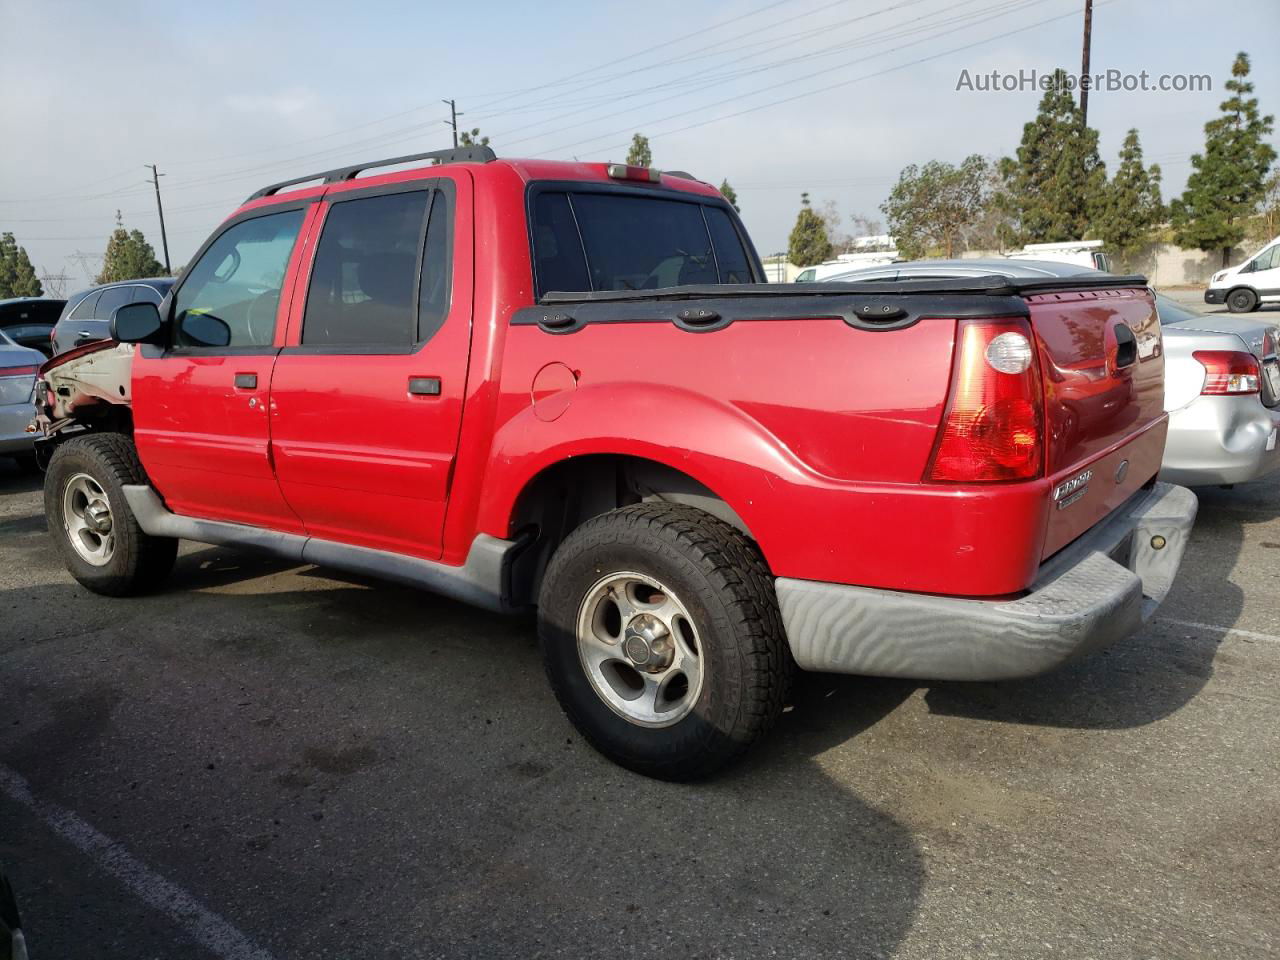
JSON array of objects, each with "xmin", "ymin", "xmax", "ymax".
[
  {"xmin": 0, "ymin": 764, "xmax": 276, "ymax": 960},
  {"xmin": 1161, "ymin": 617, "xmax": 1280, "ymax": 645}
]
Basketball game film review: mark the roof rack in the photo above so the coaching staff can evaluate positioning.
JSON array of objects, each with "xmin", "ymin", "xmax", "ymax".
[{"xmin": 245, "ymin": 145, "xmax": 497, "ymax": 202}]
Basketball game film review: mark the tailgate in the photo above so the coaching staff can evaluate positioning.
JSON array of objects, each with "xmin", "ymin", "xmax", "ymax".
[{"xmin": 1029, "ymin": 286, "xmax": 1167, "ymax": 559}]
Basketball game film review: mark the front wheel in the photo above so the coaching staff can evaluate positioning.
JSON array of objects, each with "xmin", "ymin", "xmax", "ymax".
[
  {"xmin": 1227, "ymin": 288, "xmax": 1259, "ymax": 313},
  {"xmin": 44, "ymin": 434, "xmax": 177, "ymax": 597},
  {"xmin": 538, "ymin": 503, "xmax": 791, "ymax": 780}
]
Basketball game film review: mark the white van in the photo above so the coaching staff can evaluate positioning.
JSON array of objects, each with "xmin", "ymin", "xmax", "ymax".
[
  {"xmin": 1007, "ymin": 240, "xmax": 1112, "ymax": 273},
  {"xmin": 1205, "ymin": 236, "xmax": 1280, "ymax": 313},
  {"xmin": 794, "ymin": 251, "xmax": 899, "ymax": 282}
]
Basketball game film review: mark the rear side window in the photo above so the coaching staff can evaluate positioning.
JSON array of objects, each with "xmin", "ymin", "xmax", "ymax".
[
  {"xmin": 303, "ymin": 191, "xmax": 430, "ymax": 347},
  {"xmin": 530, "ymin": 189, "xmax": 752, "ymax": 295},
  {"xmin": 95, "ymin": 285, "xmax": 134, "ymax": 319},
  {"xmin": 703, "ymin": 206, "xmax": 751, "ymax": 283},
  {"xmin": 131, "ymin": 285, "xmax": 165, "ymax": 305},
  {"xmin": 69, "ymin": 290, "xmax": 101, "ymax": 320}
]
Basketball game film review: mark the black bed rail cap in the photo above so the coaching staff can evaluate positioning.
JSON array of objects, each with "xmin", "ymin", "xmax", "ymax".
[
  {"xmin": 537, "ymin": 273, "xmax": 1151, "ymax": 305},
  {"xmin": 245, "ymin": 146, "xmax": 497, "ymax": 203}
]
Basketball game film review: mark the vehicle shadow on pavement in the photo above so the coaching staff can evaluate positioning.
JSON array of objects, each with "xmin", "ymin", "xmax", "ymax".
[
  {"xmin": 0, "ymin": 462, "xmax": 42, "ymax": 497},
  {"xmin": 921, "ymin": 478, "xmax": 1272, "ymax": 730},
  {"xmin": 2, "ymin": 544, "xmax": 928, "ymax": 959}
]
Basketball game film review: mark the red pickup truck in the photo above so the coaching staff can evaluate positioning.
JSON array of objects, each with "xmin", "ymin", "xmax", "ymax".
[{"xmin": 33, "ymin": 147, "xmax": 1197, "ymax": 779}]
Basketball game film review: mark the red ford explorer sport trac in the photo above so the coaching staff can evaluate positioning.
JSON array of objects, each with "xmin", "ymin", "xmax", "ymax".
[{"xmin": 32, "ymin": 147, "xmax": 1197, "ymax": 779}]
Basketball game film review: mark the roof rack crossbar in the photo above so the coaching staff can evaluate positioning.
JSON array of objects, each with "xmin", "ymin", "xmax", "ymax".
[{"xmin": 245, "ymin": 145, "xmax": 497, "ymax": 202}]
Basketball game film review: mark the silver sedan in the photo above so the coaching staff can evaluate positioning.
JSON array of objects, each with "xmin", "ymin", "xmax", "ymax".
[
  {"xmin": 1155, "ymin": 293, "xmax": 1280, "ymax": 486},
  {"xmin": 0, "ymin": 329, "xmax": 43, "ymax": 466},
  {"xmin": 821, "ymin": 258, "xmax": 1280, "ymax": 488}
]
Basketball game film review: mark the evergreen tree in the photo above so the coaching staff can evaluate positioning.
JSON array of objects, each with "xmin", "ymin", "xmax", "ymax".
[
  {"xmin": 0, "ymin": 233, "xmax": 16, "ymax": 297},
  {"xmin": 719, "ymin": 179, "xmax": 740, "ymax": 213},
  {"xmin": 787, "ymin": 193, "xmax": 833, "ymax": 267},
  {"xmin": 881, "ymin": 155, "xmax": 989, "ymax": 259},
  {"xmin": 1001, "ymin": 68, "xmax": 1107, "ymax": 243},
  {"xmin": 95, "ymin": 212, "xmax": 165, "ymax": 284},
  {"xmin": 0, "ymin": 233, "xmax": 43, "ymax": 298},
  {"xmin": 458, "ymin": 128, "xmax": 489, "ymax": 147},
  {"xmin": 1094, "ymin": 129, "xmax": 1165, "ymax": 261},
  {"xmin": 626, "ymin": 133, "xmax": 652, "ymax": 168},
  {"xmin": 1171, "ymin": 52, "xmax": 1276, "ymax": 267}
]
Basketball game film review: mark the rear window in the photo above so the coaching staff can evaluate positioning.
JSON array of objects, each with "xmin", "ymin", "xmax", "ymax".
[{"xmin": 530, "ymin": 189, "xmax": 752, "ymax": 296}]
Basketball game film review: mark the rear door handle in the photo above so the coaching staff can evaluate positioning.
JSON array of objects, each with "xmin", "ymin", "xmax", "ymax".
[
  {"xmin": 234, "ymin": 373, "xmax": 258, "ymax": 389},
  {"xmin": 408, "ymin": 377, "xmax": 441, "ymax": 396}
]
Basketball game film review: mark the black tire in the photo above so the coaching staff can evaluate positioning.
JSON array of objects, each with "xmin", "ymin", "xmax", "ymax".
[
  {"xmin": 44, "ymin": 433, "xmax": 177, "ymax": 597},
  {"xmin": 1227, "ymin": 287, "xmax": 1259, "ymax": 313},
  {"xmin": 538, "ymin": 503, "xmax": 792, "ymax": 781}
]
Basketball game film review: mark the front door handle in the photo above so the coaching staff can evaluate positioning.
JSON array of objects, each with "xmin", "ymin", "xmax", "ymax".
[
  {"xmin": 234, "ymin": 373, "xmax": 258, "ymax": 389},
  {"xmin": 408, "ymin": 377, "xmax": 441, "ymax": 396}
]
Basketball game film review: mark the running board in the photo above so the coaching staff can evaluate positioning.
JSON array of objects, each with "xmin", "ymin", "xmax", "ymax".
[{"xmin": 121, "ymin": 484, "xmax": 521, "ymax": 613}]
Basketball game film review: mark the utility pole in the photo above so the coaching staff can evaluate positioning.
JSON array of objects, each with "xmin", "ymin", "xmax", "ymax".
[
  {"xmin": 442, "ymin": 99, "xmax": 460, "ymax": 148},
  {"xmin": 145, "ymin": 164, "xmax": 171, "ymax": 274},
  {"xmin": 1079, "ymin": 0, "xmax": 1093, "ymax": 126}
]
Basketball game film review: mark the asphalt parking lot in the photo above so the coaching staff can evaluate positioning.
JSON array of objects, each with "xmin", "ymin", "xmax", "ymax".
[{"xmin": 1, "ymin": 456, "xmax": 1278, "ymax": 959}]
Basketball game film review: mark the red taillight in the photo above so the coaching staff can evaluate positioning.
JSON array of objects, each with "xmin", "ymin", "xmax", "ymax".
[
  {"xmin": 0, "ymin": 364, "xmax": 39, "ymax": 379},
  {"xmin": 926, "ymin": 319, "xmax": 1043, "ymax": 483},
  {"xmin": 1194, "ymin": 350, "xmax": 1259, "ymax": 395},
  {"xmin": 605, "ymin": 163, "xmax": 660, "ymax": 182}
]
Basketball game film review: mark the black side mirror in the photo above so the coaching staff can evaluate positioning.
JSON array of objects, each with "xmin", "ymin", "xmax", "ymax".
[
  {"xmin": 178, "ymin": 312, "xmax": 232, "ymax": 348},
  {"xmin": 109, "ymin": 302, "xmax": 164, "ymax": 344}
]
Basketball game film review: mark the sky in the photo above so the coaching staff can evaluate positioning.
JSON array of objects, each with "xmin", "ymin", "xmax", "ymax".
[{"xmin": 2, "ymin": 0, "xmax": 1278, "ymax": 293}]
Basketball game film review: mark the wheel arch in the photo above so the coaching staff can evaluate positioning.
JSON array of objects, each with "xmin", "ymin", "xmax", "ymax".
[{"xmin": 504, "ymin": 453, "xmax": 757, "ymax": 608}]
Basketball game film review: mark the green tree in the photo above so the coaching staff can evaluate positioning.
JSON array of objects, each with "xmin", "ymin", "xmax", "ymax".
[
  {"xmin": 1258, "ymin": 169, "xmax": 1280, "ymax": 243},
  {"xmin": 787, "ymin": 193, "xmax": 833, "ymax": 267},
  {"xmin": 95, "ymin": 212, "xmax": 165, "ymax": 285},
  {"xmin": 880, "ymin": 155, "xmax": 989, "ymax": 259},
  {"xmin": 626, "ymin": 133, "xmax": 652, "ymax": 168},
  {"xmin": 1094, "ymin": 129, "xmax": 1165, "ymax": 261},
  {"xmin": 458, "ymin": 128, "xmax": 489, "ymax": 147},
  {"xmin": 1001, "ymin": 68, "xmax": 1107, "ymax": 243},
  {"xmin": 719, "ymin": 179, "xmax": 740, "ymax": 213},
  {"xmin": 0, "ymin": 232, "xmax": 44, "ymax": 298},
  {"xmin": 1171, "ymin": 52, "xmax": 1276, "ymax": 267}
]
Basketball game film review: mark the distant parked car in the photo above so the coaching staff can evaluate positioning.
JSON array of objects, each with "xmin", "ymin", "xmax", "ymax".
[
  {"xmin": 0, "ymin": 328, "xmax": 44, "ymax": 466},
  {"xmin": 1205, "ymin": 234, "xmax": 1280, "ymax": 313},
  {"xmin": 823, "ymin": 259, "xmax": 1280, "ymax": 488},
  {"xmin": 1007, "ymin": 240, "xmax": 1113, "ymax": 273},
  {"xmin": 0, "ymin": 297, "xmax": 65, "ymax": 358},
  {"xmin": 52, "ymin": 278, "xmax": 173, "ymax": 355}
]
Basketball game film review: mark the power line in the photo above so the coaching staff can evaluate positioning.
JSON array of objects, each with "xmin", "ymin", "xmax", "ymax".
[
  {"xmin": 533, "ymin": 0, "xmax": 1087, "ymax": 158},
  {"xmin": 493, "ymin": 0, "xmax": 1044, "ymax": 151}
]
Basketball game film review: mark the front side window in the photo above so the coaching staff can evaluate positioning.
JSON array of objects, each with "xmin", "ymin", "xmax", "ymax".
[
  {"xmin": 173, "ymin": 209, "xmax": 305, "ymax": 348},
  {"xmin": 1251, "ymin": 244, "xmax": 1279, "ymax": 272},
  {"xmin": 529, "ymin": 189, "xmax": 753, "ymax": 296},
  {"xmin": 303, "ymin": 191, "xmax": 430, "ymax": 347}
]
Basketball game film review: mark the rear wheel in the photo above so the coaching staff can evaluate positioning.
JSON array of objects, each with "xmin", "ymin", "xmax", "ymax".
[
  {"xmin": 538, "ymin": 503, "xmax": 791, "ymax": 780},
  {"xmin": 44, "ymin": 434, "xmax": 177, "ymax": 596},
  {"xmin": 1227, "ymin": 288, "xmax": 1259, "ymax": 313}
]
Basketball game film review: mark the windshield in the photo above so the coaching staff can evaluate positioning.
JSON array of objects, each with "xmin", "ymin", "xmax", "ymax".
[
  {"xmin": 530, "ymin": 189, "xmax": 754, "ymax": 296},
  {"xmin": 1154, "ymin": 293, "xmax": 1205, "ymax": 325}
]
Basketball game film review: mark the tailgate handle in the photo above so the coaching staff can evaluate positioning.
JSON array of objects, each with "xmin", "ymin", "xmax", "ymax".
[
  {"xmin": 1114, "ymin": 324, "xmax": 1137, "ymax": 369},
  {"xmin": 233, "ymin": 373, "xmax": 257, "ymax": 389}
]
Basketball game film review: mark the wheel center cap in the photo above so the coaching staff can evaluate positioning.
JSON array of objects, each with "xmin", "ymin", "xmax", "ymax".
[
  {"xmin": 623, "ymin": 613, "xmax": 674, "ymax": 672},
  {"xmin": 85, "ymin": 501, "xmax": 112, "ymax": 534}
]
